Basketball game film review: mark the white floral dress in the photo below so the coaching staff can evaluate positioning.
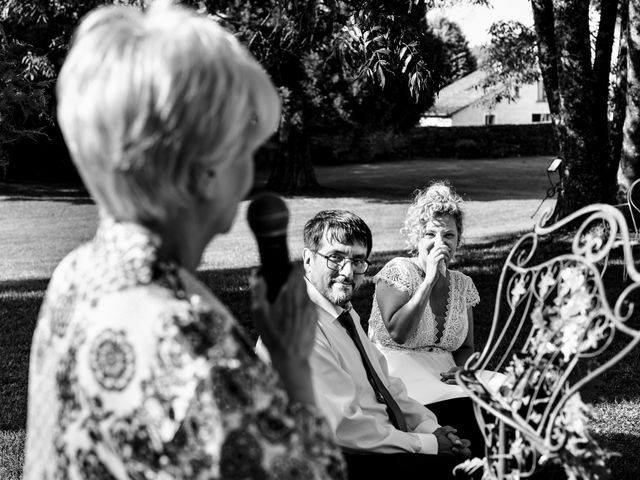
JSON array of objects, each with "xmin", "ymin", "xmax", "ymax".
[
  {"xmin": 23, "ymin": 218, "xmax": 345, "ymax": 480},
  {"xmin": 368, "ymin": 257, "xmax": 480, "ymax": 404}
]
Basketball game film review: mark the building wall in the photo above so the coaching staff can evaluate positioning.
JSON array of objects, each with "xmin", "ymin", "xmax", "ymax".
[
  {"xmin": 418, "ymin": 116, "xmax": 453, "ymax": 127},
  {"xmin": 451, "ymin": 82, "xmax": 550, "ymax": 126}
]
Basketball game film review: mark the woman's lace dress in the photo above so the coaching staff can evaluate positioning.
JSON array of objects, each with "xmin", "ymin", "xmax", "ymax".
[{"xmin": 368, "ymin": 257, "xmax": 479, "ymax": 405}]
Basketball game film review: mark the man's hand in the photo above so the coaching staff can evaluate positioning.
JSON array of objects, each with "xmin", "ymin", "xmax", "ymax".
[
  {"xmin": 434, "ymin": 426, "xmax": 472, "ymax": 458},
  {"xmin": 440, "ymin": 366, "xmax": 463, "ymax": 385}
]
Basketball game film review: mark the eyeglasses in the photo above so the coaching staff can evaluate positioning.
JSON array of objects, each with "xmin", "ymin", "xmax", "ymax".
[{"xmin": 315, "ymin": 251, "xmax": 369, "ymax": 274}]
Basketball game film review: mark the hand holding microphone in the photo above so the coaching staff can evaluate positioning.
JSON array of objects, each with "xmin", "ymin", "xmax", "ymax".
[
  {"xmin": 247, "ymin": 193, "xmax": 318, "ymax": 378},
  {"xmin": 247, "ymin": 192, "xmax": 291, "ymax": 303}
]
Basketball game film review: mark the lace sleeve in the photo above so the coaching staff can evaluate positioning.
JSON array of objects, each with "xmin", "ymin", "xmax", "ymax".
[
  {"xmin": 374, "ymin": 258, "xmax": 415, "ymax": 295},
  {"xmin": 465, "ymin": 275, "xmax": 480, "ymax": 307}
]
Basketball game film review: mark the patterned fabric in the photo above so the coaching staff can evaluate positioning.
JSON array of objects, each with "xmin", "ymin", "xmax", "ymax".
[
  {"xmin": 368, "ymin": 257, "xmax": 479, "ymax": 352},
  {"xmin": 24, "ymin": 218, "xmax": 345, "ymax": 480}
]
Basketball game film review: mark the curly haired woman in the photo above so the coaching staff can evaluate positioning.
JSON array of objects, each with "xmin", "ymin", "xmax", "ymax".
[{"xmin": 368, "ymin": 181, "xmax": 501, "ymax": 455}]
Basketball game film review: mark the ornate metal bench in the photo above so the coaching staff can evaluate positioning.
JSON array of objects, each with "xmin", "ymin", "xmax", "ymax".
[
  {"xmin": 456, "ymin": 204, "xmax": 640, "ymax": 479},
  {"xmin": 615, "ymin": 178, "xmax": 640, "ymax": 244}
]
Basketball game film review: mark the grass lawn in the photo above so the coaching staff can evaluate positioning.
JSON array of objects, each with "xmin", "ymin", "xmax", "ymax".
[
  {"xmin": 0, "ymin": 156, "xmax": 555, "ymax": 280},
  {"xmin": 2, "ymin": 156, "xmax": 639, "ymax": 478}
]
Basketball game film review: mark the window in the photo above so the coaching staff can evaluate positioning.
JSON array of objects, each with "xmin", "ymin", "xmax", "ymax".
[
  {"xmin": 532, "ymin": 113, "xmax": 551, "ymax": 123},
  {"xmin": 485, "ymin": 114, "xmax": 495, "ymax": 125},
  {"xmin": 537, "ymin": 80, "xmax": 547, "ymax": 102}
]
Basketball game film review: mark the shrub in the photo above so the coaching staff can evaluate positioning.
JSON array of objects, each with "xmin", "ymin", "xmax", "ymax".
[{"xmin": 454, "ymin": 138, "xmax": 481, "ymax": 158}]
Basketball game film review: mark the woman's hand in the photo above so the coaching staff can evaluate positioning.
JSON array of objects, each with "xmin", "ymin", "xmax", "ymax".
[
  {"xmin": 423, "ymin": 240, "xmax": 450, "ymax": 285},
  {"xmin": 251, "ymin": 262, "xmax": 318, "ymax": 405},
  {"xmin": 440, "ymin": 366, "xmax": 463, "ymax": 385}
]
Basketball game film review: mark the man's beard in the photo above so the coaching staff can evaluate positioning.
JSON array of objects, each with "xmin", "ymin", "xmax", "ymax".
[{"xmin": 326, "ymin": 278, "xmax": 355, "ymax": 307}]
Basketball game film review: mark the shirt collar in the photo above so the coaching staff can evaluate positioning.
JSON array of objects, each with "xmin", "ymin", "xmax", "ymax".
[{"xmin": 304, "ymin": 278, "xmax": 352, "ymax": 323}]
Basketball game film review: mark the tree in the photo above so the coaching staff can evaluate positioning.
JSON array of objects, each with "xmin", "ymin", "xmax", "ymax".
[
  {"xmin": 1, "ymin": 0, "xmax": 451, "ymax": 191},
  {"xmin": 1, "ymin": 0, "xmax": 484, "ymax": 191},
  {"xmin": 429, "ymin": 16, "xmax": 477, "ymax": 84},
  {"xmin": 480, "ymin": 20, "xmax": 539, "ymax": 103},
  {"xmin": 194, "ymin": 0, "xmax": 449, "ymax": 193},
  {"xmin": 619, "ymin": 0, "xmax": 640, "ymax": 192},
  {"xmin": 483, "ymin": 0, "xmax": 632, "ymax": 219},
  {"xmin": 0, "ymin": 0, "xmax": 149, "ymax": 179},
  {"xmin": 0, "ymin": 23, "xmax": 55, "ymax": 178}
]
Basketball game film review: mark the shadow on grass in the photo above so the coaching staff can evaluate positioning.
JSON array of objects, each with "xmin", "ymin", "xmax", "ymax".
[
  {"xmin": 0, "ymin": 279, "xmax": 48, "ymax": 431},
  {"xmin": 253, "ymin": 157, "xmax": 554, "ymax": 204},
  {"xmin": 0, "ymin": 182, "xmax": 93, "ymax": 205},
  {"xmin": 2, "ymin": 237, "xmax": 640, "ymax": 479},
  {"xmin": 593, "ymin": 432, "xmax": 640, "ymax": 480}
]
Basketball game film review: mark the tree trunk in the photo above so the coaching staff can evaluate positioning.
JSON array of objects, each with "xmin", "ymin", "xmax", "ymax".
[
  {"xmin": 619, "ymin": 0, "xmax": 640, "ymax": 193},
  {"xmin": 554, "ymin": 0, "xmax": 616, "ymax": 217},
  {"xmin": 613, "ymin": 0, "xmax": 629, "ymax": 199},
  {"xmin": 531, "ymin": 0, "xmax": 560, "ymax": 118},
  {"xmin": 266, "ymin": 129, "xmax": 320, "ymax": 194},
  {"xmin": 532, "ymin": 0, "xmax": 617, "ymax": 220}
]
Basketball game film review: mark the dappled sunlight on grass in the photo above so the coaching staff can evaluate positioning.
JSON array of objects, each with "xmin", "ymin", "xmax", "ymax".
[
  {"xmin": 2, "ymin": 159, "xmax": 638, "ymax": 477},
  {"xmin": 0, "ymin": 429, "xmax": 24, "ymax": 480},
  {"xmin": 2, "ymin": 232, "xmax": 640, "ymax": 478}
]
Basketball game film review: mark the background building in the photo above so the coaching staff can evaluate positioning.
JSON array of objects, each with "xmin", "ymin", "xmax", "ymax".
[{"xmin": 420, "ymin": 69, "xmax": 551, "ymax": 127}]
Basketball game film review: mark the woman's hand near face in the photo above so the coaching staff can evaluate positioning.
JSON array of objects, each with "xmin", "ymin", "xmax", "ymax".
[
  {"xmin": 251, "ymin": 262, "xmax": 318, "ymax": 406},
  {"xmin": 423, "ymin": 240, "xmax": 450, "ymax": 285}
]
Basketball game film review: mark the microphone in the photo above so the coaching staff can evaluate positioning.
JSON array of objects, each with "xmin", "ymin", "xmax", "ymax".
[{"xmin": 247, "ymin": 192, "xmax": 291, "ymax": 303}]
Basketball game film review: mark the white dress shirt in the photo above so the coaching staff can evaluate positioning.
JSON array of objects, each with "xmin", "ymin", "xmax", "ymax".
[{"xmin": 256, "ymin": 280, "xmax": 441, "ymax": 454}]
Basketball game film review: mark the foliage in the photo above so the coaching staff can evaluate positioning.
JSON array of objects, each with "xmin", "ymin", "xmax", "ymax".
[
  {"xmin": 0, "ymin": 0, "xmax": 452, "ymax": 190},
  {"xmin": 188, "ymin": 0, "xmax": 452, "ymax": 191},
  {"xmin": 0, "ymin": 0, "xmax": 150, "ymax": 179},
  {"xmin": 340, "ymin": 2, "xmax": 448, "ymax": 130},
  {"xmin": 480, "ymin": 20, "xmax": 539, "ymax": 104},
  {"xmin": 429, "ymin": 15, "xmax": 477, "ymax": 84},
  {"xmin": 198, "ymin": 0, "xmax": 447, "ymax": 132},
  {"xmin": 0, "ymin": 23, "xmax": 56, "ymax": 178}
]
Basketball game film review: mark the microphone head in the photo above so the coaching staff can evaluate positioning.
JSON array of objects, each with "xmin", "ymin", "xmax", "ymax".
[{"xmin": 247, "ymin": 192, "xmax": 289, "ymax": 238}]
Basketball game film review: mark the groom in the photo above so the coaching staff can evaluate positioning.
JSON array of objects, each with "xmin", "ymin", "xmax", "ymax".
[{"xmin": 257, "ymin": 210, "xmax": 481, "ymax": 479}]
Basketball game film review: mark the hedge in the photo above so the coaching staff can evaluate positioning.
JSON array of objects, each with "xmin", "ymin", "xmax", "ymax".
[
  {"xmin": 310, "ymin": 123, "xmax": 558, "ymax": 165},
  {"xmin": 3, "ymin": 123, "xmax": 558, "ymax": 182}
]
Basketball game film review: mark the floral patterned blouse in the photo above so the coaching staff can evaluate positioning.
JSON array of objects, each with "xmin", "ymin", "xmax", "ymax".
[
  {"xmin": 23, "ymin": 218, "xmax": 345, "ymax": 480},
  {"xmin": 368, "ymin": 257, "xmax": 480, "ymax": 352}
]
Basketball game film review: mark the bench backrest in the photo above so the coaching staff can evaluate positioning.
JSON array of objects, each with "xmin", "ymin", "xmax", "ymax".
[
  {"xmin": 458, "ymin": 204, "xmax": 640, "ymax": 478},
  {"xmin": 615, "ymin": 178, "xmax": 640, "ymax": 239}
]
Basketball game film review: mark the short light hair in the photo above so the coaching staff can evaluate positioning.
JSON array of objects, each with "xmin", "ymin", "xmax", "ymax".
[
  {"xmin": 304, "ymin": 210, "xmax": 373, "ymax": 257},
  {"xmin": 401, "ymin": 181, "xmax": 464, "ymax": 253},
  {"xmin": 57, "ymin": 0, "xmax": 280, "ymax": 223}
]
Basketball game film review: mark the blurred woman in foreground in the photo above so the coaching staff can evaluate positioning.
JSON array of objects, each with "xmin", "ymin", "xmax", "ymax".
[{"xmin": 23, "ymin": 2, "xmax": 344, "ymax": 478}]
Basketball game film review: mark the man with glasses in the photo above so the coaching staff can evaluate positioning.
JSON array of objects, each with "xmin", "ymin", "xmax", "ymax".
[{"xmin": 257, "ymin": 210, "xmax": 478, "ymax": 479}]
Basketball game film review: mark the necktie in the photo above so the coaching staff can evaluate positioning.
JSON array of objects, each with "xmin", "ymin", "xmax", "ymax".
[{"xmin": 337, "ymin": 310, "xmax": 408, "ymax": 432}]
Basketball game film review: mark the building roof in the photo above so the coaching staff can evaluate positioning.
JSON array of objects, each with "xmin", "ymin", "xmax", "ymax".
[{"xmin": 425, "ymin": 69, "xmax": 505, "ymax": 117}]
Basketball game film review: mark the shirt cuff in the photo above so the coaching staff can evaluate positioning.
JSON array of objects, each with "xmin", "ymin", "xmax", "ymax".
[{"xmin": 416, "ymin": 433, "xmax": 438, "ymax": 454}]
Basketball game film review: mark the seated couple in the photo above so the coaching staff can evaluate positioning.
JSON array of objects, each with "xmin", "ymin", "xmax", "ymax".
[{"xmin": 258, "ymin": 182, "xmax": 498, "ymax": 479}]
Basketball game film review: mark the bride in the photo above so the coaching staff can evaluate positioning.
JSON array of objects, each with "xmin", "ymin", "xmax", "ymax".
[{"xmin": 368, "ymin": 182, "xmax": 502, "ymax": 446}]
